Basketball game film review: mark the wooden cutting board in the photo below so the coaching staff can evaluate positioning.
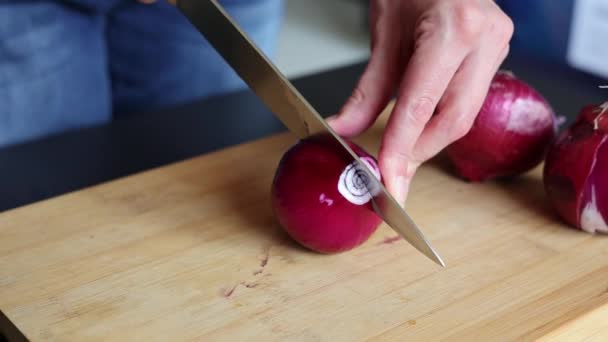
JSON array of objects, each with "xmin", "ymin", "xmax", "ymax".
[{"xmin": 1, "ymin": 105, "xmax": 607, "ymax": 341}]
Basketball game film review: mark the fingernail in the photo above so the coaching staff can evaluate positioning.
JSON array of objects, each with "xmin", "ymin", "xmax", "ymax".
[
  {"xmin": 325, "ymin": 115, "xmax": 343, "ymax": 134},
  {"xmin": 392, "ymin": 175, "xmax": 410, "ymax": 206}
]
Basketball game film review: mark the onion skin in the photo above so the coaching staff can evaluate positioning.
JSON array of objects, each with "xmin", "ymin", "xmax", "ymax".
[
  {"xmin": 543, "ymin": 103, "xmax": 608, "ymax": 234},
  {"xmin": 446, "ymin": 71, "xmax": 557, "ymax": 182},
  {"xmin": 271, "ymin": 134, "xmax": 383, "ymax": 253}
]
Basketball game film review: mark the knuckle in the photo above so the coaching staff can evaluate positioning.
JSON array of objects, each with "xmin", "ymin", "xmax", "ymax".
[
  {"xmin": 499, "ymin": 14, "xmax": 515, "ymax": 41},
  {"xmin": 500, "ymin": 43, "xmax": 511, "ymax": 60},
  {"xmin": 382, "ymin": 150, "xmax": 418, "ymax": 178},
  {"xmin": 349, "ymin": 87, "xmax": 366, "ymax": 105},
  {"xmin": 391, "ymin": 149, "xmax": 413, "ymax": 164},
  {"xmin": 490, "ymin": 12, "xmax": 514, "ymax": 43},
  {"xmin": 381, "ymin": 129, "xmax": 417, "ymax": 164},
  {"xmin": 451, "ymin": 2, "xmax": 486, "ymax": 42},
  {"xmin": 408, "ymin": 96, "xmax": 436, "ymax": 128},
  {"xmin": 415, "ymin": 14, "xmax": 441, "ymax": 44},
  {"xmin": 449, "ymin": 121, "xmax": 472, "ymax": 140},
  {"xmin": 447, "ymin": 111, "xmax": 476, "ymax": 140}
]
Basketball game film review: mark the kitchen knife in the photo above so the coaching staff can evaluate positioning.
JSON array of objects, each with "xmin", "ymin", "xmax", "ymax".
[{"xmin": 175, "ymin": 0, "xmax": 445, "ymax": 267}]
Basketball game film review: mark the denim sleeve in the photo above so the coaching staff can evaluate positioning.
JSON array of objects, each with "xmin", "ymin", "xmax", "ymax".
[
  {"xmin": 60, "ymin": 0, "xmax": 114, "ymax": 12},
  {"xmin": 0, "ymin": 1, "xmax": 111, "ymax": 147},
  {"xmin": 496, "ymin": 0, "xmax": 574, "ymax": 63}
]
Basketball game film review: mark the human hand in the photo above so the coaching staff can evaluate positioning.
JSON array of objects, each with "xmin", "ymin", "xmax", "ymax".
[{"xmin": 328, "ymin": 0, "xmax": 513, "ymax": 204}]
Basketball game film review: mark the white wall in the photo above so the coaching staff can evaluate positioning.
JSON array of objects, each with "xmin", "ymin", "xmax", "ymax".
[{"xmin": 275, "ymin": 0, "xmax": 371, "ymax": 78}]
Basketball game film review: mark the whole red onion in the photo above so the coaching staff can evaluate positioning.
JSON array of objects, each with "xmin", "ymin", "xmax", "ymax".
[
  {"xmin": 543, "ymin": 102, "xmax": 608, "ymax": 234},
  {"xmin": 445, "ymin": 71, "xmax": 557, "ymax": 181},
  {"xmin": 271, "ymin": 134, "xmax": 383, "ymax": 253}
]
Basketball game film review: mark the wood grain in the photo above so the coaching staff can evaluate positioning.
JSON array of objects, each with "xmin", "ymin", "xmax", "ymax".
[{"xmin": 1, "ymin": 104, "xmax": 607, "ymax": 341}]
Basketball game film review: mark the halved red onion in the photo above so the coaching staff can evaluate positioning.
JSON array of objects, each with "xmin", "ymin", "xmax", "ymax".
[
  {"xmin": 543, "ymin": 102, "xmax": 608, "ymax": 234},
  {"xmin": 271, "ymin": 134, "xmax": 382, "ymax": 253},
  {"xmin": 445, "ymin": 71, "xmax": 557, "ymax": 181}
]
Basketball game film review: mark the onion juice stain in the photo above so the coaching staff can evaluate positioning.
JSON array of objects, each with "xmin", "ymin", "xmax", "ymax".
[
  {"xmin": 221, "ymin": 245, "xmax": 271, "ymax": 298},
  {"xmin": 242, "ymin": 282, "xmax": 259, "ymax": 289},
  {"xmin": 260, "ymin": 245, "xmax": 271, "ymax": 268},
  {"xmin": 221, "ymin": 284, "xmax": 239, "ymax": 298},
  {"xmin": 378, "ymin": 235, "xmax": 402, "ymax": 245},
  {"xmin": 221, "ymin": 281, "xmax": 260, "ymax": 298}
]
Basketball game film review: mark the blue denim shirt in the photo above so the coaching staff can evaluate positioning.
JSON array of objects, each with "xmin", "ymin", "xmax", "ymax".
[
  {"xmin": 0, "ymin": 0, "xmax": 284, "ymax": 147},
  {"xmin": 496, "ymin": 0, "xmax": 574, "ymax": 63},
  {"xmin": 60, "ymin": 0, "xmax": 270, "ymax": 12}
]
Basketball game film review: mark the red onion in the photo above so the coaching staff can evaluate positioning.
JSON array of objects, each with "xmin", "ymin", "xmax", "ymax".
[
  {"xmin": 543, "ymin": 102, "xmax": 608, "ymax": 234},
  {"xmin": 445, "ymin": 71, "xmax": 557, "ymax": 181},
  {"xmin": 271, "ymin": 134, "xmax": 383, "ymax": 253}
]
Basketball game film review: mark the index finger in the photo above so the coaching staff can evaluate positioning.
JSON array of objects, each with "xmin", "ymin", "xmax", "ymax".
[{"xmin": 379, "ymin": 25, "xmax": 470, "ymax": 203}]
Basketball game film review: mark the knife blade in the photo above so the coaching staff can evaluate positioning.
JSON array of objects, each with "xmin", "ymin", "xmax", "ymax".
[{"xmin": 176, "ymin": 0, "xmax": 445, "ymax": 267}]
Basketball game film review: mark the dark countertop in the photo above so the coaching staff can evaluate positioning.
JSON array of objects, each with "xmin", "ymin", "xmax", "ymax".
[{"xmin": 0, "ymin": 54, "xmax": 606, "ymax": 213}]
